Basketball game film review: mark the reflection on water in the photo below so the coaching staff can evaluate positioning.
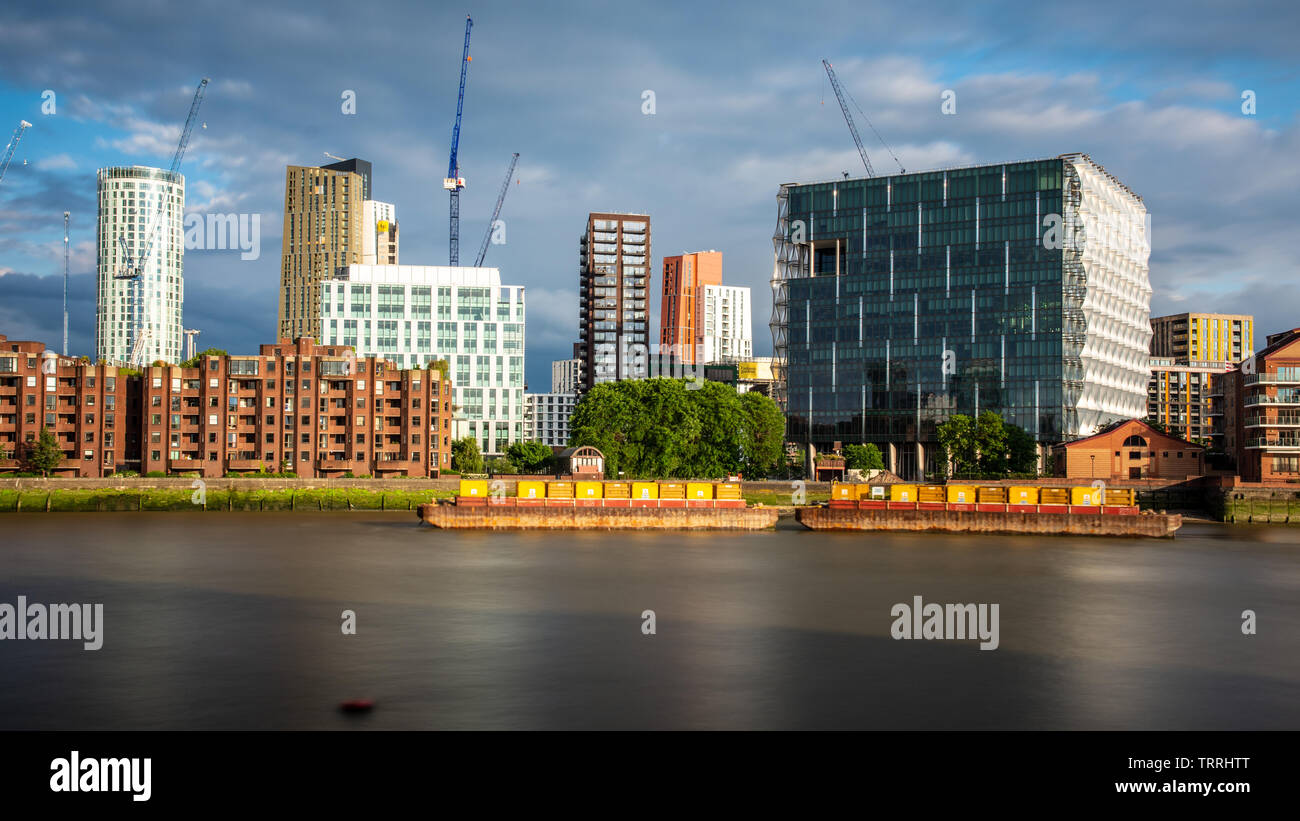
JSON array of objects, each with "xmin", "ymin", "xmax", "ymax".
[{"xmin": 0, "ymin": 514, "xmax": 1296, "ymax": 730}]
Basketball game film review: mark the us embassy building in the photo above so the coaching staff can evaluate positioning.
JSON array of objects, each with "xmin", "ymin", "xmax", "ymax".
[{"xmin": 769, "ymin": 154, "xmax": 1152, "ymax": 480}]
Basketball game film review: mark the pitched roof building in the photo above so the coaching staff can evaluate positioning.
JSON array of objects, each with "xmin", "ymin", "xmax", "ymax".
[{"xmin": 1050, "ymin": 418, "xmax": 1204, "ymax": 481}]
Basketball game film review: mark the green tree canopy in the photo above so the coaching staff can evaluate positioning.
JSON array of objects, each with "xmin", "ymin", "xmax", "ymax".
[
  {"xmin": 1005, "ymin": 424, "xmax": 1039, "ymax": 474},
  {"xmin": 974, "ymin": 411, "xmax": 1009, "ymax": 473},
  {"xmin": 507, "ymin": 441, "xmax": 554, "ymax": 473},
  {"xmin": 568, "ymin": 378, "xmax": 786, "ymax": 479},
  {"xmin": 844, "ymin": 443, "xmax": 885, "ymax": 472},
  {"xmin": 25, "ymin": 426, "xmax": 63, "ymax": 477},
  {"xmin": 937, "ymin": 412, "xmax": 1039, "ymax": 478},
  {"xmin": 738, "ymin": 390, "xmax": 786, "ymax": 479},
  {"xmin": 451, "ymin": 436, "xmax": 484, "ymax": 474}
]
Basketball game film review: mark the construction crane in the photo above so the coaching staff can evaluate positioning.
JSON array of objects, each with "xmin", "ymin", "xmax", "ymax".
[
  {"xmin": 0, "ymin": 120, "xmax": 33, "ymax": 190},
  {"xmin": 474, "ymin": 152, "xmax": 518, "ymax": 267},
  {"xmin": 443, "ymin": 15, "xmax": 472, "ymax": 265},
  {"xmin": 821, "ymin": 60, "xmax": 905, "ymax": 177},
  {"xmin": 115, "ymin": 78, "xmax": 208, "ymax": 366}
]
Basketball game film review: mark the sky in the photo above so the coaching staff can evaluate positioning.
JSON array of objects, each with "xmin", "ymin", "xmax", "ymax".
[{"xmin": 0, "ymin": 0, "xmax": 1297, "ymax": 389}]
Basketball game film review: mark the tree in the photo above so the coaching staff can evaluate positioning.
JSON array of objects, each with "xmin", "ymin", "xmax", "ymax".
[
  {"xmin": 507, "ymin": 441, "xmax": 554, "ymax": 473},
  {"xmin": 936, "ymin": 414, "xmax": 979, "ymax": 476},
  {"xmin": 24, "ymin": 426, "xmax": 63, "ymax": 477},
  {"xmin": 451, "ymin": 436, "xmax": 483, "ymax": 474},
  {"xmin": 937, "ymin": 412, "xmax": 1018, "ymax": 477},
  {"xmin": 1005, "ymin": 424, "xmax": 1039, "ymax": 474},
  {"xmin": 974, "ymin": 411, "xmax": 1009, "ymax": 474},
  {"xmin": 180, "ymin": 347, "xmax": 227, "ymax": 368},
  {"xmin": 738, "ymin": 391, "xmax": 785, "ymax": 478},
  {"xmin": 844, "ymin": 443, "xmax": 885, "ymax": 472},
  {"xmin": 484, "ymin": 455, "xmax": 516, "ymax": 475},
  {"xmin": 568, "ymin": 377, "xmax": 785, "ymax": 479}
]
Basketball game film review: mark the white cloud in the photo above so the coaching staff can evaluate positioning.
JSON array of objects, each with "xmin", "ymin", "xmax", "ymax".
[{"xmin": 35, "ymin": 153, "xmax": 77, "ymax": 171}]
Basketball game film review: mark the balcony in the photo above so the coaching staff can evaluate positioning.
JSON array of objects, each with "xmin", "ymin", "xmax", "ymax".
[
  {"xmin": 1244, "ymin": 414, "xmax": 1300, "ymax": 428},
  {"xmin": 1244, "ymin": 373, "xmax": 1300, "ymax": 385},
  {"xmin": 1246, "ymin": 436, "xmax": 1300, "ymax": 451},
  {"xmin": 1243, "ymin": 393, "xmax": 1300, "ymax": 408}
]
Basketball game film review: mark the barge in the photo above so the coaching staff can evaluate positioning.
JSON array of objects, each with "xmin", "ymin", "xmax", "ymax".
[
  {"xmin": 417, "ymin": 479, "xmax": 779, "ymax": 530},
  {"xmin": 796, "ymin": 482, "xmax": 1183, "ymax": 538}
]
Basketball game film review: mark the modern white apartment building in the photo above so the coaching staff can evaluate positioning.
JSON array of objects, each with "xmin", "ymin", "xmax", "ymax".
[
  {"xmin": 361, "ymin": 200, "xmax": 398, "ymax": 265},
  {"xmin": 526, "ymin": 392, "xmax": 577, "ymax": 448},
  {"xmin": 696, "ymin": 284, "xmax": 752, "ymax": 364},
  {"xmin": 95, "ymin": 166, "xmax": 185, "ymax": 364},
  {"xmin": 318, "ymin": 264, "xmax": 525, "ymax": 455},
  {"xmin": 551, "ymin": 358, "xmax": 581, "ymax": 394}
]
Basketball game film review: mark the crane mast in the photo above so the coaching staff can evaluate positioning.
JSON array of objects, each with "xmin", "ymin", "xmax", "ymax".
[
  {"xmin": 475, "ymin": 153, "xmax": 518, "ymax": 267},
  {"xmin": 444, "ymin": 15, "xmax": 473, "ymax": 265}
]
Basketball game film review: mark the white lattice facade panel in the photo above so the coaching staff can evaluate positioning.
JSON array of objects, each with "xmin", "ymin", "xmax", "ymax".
[{"xmin": 1066, "ymin": 156, "xmax": 1152, "ymax": 436}]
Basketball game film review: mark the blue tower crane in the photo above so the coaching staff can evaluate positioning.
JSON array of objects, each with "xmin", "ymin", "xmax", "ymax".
[{"xmin": 443, "ymin": 15, "xmax": 473, "ymax": 265}]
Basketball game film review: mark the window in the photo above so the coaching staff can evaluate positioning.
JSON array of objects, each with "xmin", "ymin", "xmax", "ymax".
[{"xmin": 1122, "ymin": 435, "xmax": 1147, "ymax": 447}]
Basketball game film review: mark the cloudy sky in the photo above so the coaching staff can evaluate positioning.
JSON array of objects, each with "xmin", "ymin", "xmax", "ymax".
[{"xmin": 0, "ymin": 0, "xmax": 1296, "ymax": 387}]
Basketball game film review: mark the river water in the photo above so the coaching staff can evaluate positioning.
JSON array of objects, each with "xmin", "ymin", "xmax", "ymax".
[{"xmin": 0, "ymin": 512, "xmax": 1296, "ymax": 730}]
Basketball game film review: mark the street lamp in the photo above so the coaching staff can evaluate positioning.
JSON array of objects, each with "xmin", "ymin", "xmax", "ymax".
[{"xmin": 1090, "ymin": 454, "xmax": 1095, "ymax": 479}]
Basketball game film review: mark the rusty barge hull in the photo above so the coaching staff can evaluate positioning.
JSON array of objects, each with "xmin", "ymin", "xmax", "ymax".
[
  {"xmin": 417, "ymin": 503, "xmax": 779, "ymax": 530},
  {"xmin": 797, "ymin": 506, "xmax": 1182, "ymax": 537}
]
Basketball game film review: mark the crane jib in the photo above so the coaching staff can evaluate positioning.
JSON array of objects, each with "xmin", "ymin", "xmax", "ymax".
[{"xmin": 447, "ymin": 16, "xmax": 473, "ymax": 180}]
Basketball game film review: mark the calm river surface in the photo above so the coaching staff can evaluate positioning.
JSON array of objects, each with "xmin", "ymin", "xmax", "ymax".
[{"xmin": 1, "ymin": 512, "xmax": 1297, "ymax": 730}]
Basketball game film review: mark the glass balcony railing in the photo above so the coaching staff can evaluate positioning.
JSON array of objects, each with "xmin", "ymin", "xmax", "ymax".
[
  {"xmin": 1244, "ymin": 373, "xmax": 1300, "ymax": 385},
  {"xmin": 1245, "ymin": 436, "xmax": 1300, "ymax": 450},
  {"xmin": 1244, "ymin": 415, "xmax": 1300, "ymax": 428},
  {"xmin": 1244, "ymin": 393, "xmax": 1300, "ymax": 407}
]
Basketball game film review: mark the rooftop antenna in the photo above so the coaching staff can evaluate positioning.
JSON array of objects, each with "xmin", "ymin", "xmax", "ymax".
[{"xmin": 62, "ymin": 211, "xmax": 70, "ymax": 356}]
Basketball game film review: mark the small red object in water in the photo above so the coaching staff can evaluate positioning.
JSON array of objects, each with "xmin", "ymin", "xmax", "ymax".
[{"xmin": 339, "ymin": 699, "xmax": 374, "ymax": 713}]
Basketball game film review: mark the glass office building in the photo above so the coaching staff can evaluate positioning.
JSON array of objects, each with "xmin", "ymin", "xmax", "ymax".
[{"xmin": 771, "ymin": 154, "xmax": 1151, "ymax": 479}]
